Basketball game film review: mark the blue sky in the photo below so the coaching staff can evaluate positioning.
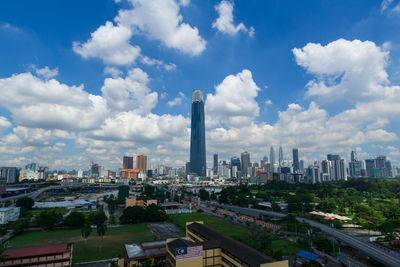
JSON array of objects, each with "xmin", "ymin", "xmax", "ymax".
[{"xmin": 1, "ymin": 0, "xmax": 400, "ymax": 170}]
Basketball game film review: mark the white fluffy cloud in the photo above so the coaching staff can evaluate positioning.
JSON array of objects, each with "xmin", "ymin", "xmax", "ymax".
[
  {"xmin": 0, "ymin": 117, "xmax": 11, "ymax": 133},
  {"xmin": 89, "ymin": 112, "xmax": 189, "ymax": 143},
  {"xmin": 101, "ymin": 68, "xmax": 158, "ymax": 114},
  {"xmin": 293, "ymin": 39, "xmax": 389, "ymax": 102},
  {"xmin": 212, "ymin": 1, "xmax": 254, "ymax": 37},
  {"xmin": 32, "ymin": 66, "xmax": 59, "ymax": 79},
  {"xmin": 104, "ymin": 67, "xmax": 123, "ymax": 78},
  {"xmin": 116, "ymin": 0, "xmax": 206, "ymax": 56},
  {"xmin": 167, "ymin": 92, "xmax": 185, "ymax": 107},
  {"xmin": 141, "ymin": 56, "xmax": 177, "ymax": 71},
  {"xmin": 206, "ymin": 69, "xmax": 260, "ymax": 127},
  {"xmin": 73, "ymin": 21, "xmax": 141, "ymax": 65},
  {"xmin": 0, "ymin": 72, "xmax": 108, "ymax": 131}
]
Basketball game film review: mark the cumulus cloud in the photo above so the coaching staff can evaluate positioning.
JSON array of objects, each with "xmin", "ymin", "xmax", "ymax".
[
  {"xmin": 101, "ymin": 68, "xmax": 158, "ymax": 114},
  {"xmin": 206, "ymin": 69, "xmax": 260, "ymax": 127},
  {"xmin": 116, "ymin": 0, "xmax": 206, "ymax": 56},
  {"xmin": 212, "ymin": 1, "xmax": 254, "ymax": 37},
  {"xmin": 381, "ymin": 0, "xmax": 394, "ymax": 12},
  {"xmin": 0, "ymin": 72, "xmax": 108, "ymax": 131},
  {"xmin": 0, "ymin": 117, "xmax": 12, "ymax": 133},
  {"xmin": 167, "ymin": 92, "xmax": 185, "ymax": 107},
  {"xmin": 89, "ymin": 112, "xmax": 189, "ymax": 143},
  {"xmin": 73, "ymin": 21, "xmax": 141, "ymax": 65},
  {"xmin": 104, "ymin": 67, "xmax": 123, "ymax": 78},
  {"xmin": 141, "ymin": 56, "xmax": 176, "ymax": 71},
  {"xmin": 293, "ymin": 39, "xmax": 389, "ymax": 102},
  {"xmin": 32, "ymin": 66, "xmax": 59, "ymax": 79}
]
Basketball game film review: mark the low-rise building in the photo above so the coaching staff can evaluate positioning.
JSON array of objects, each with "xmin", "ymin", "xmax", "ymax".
[
  {"xmin": 0, "ymin": 207, "xmax": 20, "ymax": 224},
  {"xmin": 0, "ymin": 243, "xmax": 73, "ymax": 267},
  {"xmin": 125, "ymin": 196, "xmax": 157, "ymax": 208},
  {"xmin": 124, "ymin": 240, "xmax": 166, "ymax": 266},
  {"xmin": 166, "ymin": 221, "xmax": 288, "ymax": 267}
]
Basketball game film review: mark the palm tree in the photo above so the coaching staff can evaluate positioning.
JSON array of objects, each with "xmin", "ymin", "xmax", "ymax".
[
  {"xmin": 81, "ymin": 224, "xmax": 92, "ymax": 249},
  {"xmin": 97, "ymin": 223, "xmax": 107, "ymax": 253}
]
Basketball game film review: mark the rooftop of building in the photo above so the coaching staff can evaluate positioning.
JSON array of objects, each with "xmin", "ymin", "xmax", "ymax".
[
  {"xmin": 0, "ymin": 207, "xmax": 19, "ymax": 212},
  {"xmin": 187, "ymin": 222, "xmax": 276, "ymax": 266},
  {"xmin": 167, "ymin": 238, "xmax": 201, "ymax": 253},
  {"xmin": 125, "ymin": 241, "xmax": 166, "ymax": 259},
  {"xmin": 160, "ymin": 202, "xmax": 184, "ymax": 207},
  {"xmin": 3, "ymin": 243, "xmax": 72, "ymax": 259}
]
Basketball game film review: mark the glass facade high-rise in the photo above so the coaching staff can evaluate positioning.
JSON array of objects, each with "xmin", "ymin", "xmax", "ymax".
[
  {"xmin": 241, "ymin": 152, "xmax": 250, "ymax": 178},
  {"xmin": 213, "ymin": 154, "xmax": 218, "ymax": 174},
  {"xmin": 189, "ymin": 90, "xmax": 206, "ymax": 176},
  {"xmin": 292, "ymin": 148, "xmax": 299, "ymax": 172},
  {"xmin": 270, "ymin": 146, "xmax": 275, "ymax": 172}
]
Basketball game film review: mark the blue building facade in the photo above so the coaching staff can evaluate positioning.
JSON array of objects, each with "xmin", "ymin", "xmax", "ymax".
[{"xmin": 190, "ymin": 90, "xmax": 206, "ymax": 176}]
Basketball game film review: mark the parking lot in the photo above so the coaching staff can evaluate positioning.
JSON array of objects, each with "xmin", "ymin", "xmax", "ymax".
[{"xmin": 148, "ymin": 223, "xmax": 184, "ymax": 240}]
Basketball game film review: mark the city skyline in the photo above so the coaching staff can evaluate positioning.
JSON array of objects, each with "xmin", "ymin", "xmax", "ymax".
[{"xmin": 1, "ymin": 1, "xmax": 400, "ymax": 170}]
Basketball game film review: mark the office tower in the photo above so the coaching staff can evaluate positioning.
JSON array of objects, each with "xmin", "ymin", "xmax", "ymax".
[
  {"xmin": 90, "ymin": 163, "xmax": 99, "ymax": 178},
  {"xmin": 270, "ymin": 146, "xmax": 275, "ymax": 172},
  {"xmin": 349, "ymin": 161, "xmax": 362, "ymax": 177},
  {"xmin": 136, "ymin": 155, "xmax": 147, "ymax": 172},
  {"xmin": 0, "ymin": 167, "xmax": 19, "ymax": 184},
  {"xmin": 385, "ymin": 160, "xmax": 392, "ymax": 177},
  {"xmin": 327, "ymin": 154, "xmax": 340, "ymax": 161},
  {"xmin": 299, "ymin": 160, "xmax": 304, "ymax": 170},
  {"xmin": 241, "ymin": 152, "xmax": 250, "ymax": 178},
  {"xmin": 123, "ymin": 156, "xmax": 134, "ymax": 169},
  {"xmin": 213, "ymin": 154, "xmax": 218, "ymax": 175},
  {"xmin": 38, "ymin": 166, "xmax": 49, "ymax": 179},
  {"xmin": 365, "ymin": 159, "xmax": 376, "ymax": 177},
  {"xmin": 189, "ymin": 90, "xmax": 206, "ymax": 176},
  {"xmin": 260, "ymin": 156, "xmax": 268, "ymax": 169},
  {"xmin": 185, "ymin": 162, "xmax": 190, "ymax": 174},
  {"xmin": 279, "ymin": 146, "xmax": 283, "ymax": 167},
  {"xmin": 351, "ymin": 151, "xmax": 358, "ymax": 162},
  {"xmin": 292, "ymin": 148, "xmax": 299, "ymax": 172},
  {"xmin": 231, "ymin": 157, "xmax": 240, "ymax": 178},
  {"xmin": 25, "ymin": 163, "xmax": 37, "ymax": 171}
]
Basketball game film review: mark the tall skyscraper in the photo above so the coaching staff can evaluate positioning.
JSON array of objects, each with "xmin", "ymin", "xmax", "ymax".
[
  {"xmin": 136, "ymin": 155, "xmax": 147, "ymax": 172},
  {"xmin": 327, "ymin": 154, "xmax": 340, "ymax": 161},
  {"xmin": 189, "ymin": 90, "xmax": 206, "ymax": 176},
  {"xmin": 241, "ymin": 152, "xmax": 250, "ymax": 178},
  {"xmin": 299, "ymin": 160, "xmax": 304, "ymax": 170},
  {"xmin": 123, "ymin": 156, "xmax": 133, "ymax": 169},
  {"xmin": 279, "ymin": 146, "xmax": 283, "ymax": 167},
  {"xmin": 351, "ymin": 151, "xmax": 358, "ymax": 162},
  {"xmin": 213, "ymin": 154, "xmax": 218, "ymax": 174},
  {"xmin": 292, "ymin": 148, "xmax": 299, "ymax": 172},
  {"xmin": 270, "ymin": 146, "xmax": 275, "ymax": 172},
  {"xmin": 365, "ymin": 159, "xmax": 376, "ymax": 177},
  {"xmin": 231, "ymin": 156, "xmax": 241, "ymax": 178}
]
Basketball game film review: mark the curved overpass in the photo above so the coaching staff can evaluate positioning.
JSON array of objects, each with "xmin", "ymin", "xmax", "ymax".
[{"xmin": 209, "ymin": 203, "xmax": 400, "ymax": 267}]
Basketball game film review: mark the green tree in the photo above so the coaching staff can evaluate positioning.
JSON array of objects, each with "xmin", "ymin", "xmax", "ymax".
[
  {"xmin": 36, "ymin": 210, "xmax": 62, "ymax": 230},
  {"xmin": 199, "ymin": 188, "xmax": 210, "ymax": 201},
  {"xmin": 81, "ymin": 224, "xmax": 92, "ymax": 248},
  {"xmin": 64, "ymin": 212, "xmax": 85, "ymax": 228},
  {"xmin": 271, "ymin": 202, "xmax": 281, "ymax": 212},
  {"xmin": 145, "ymin": 204, "xmax": 167, "ymax": 222},
  {"xmin": 97, "ymin": 223, "xmax": 107, "ymax": 253},
  {"xmin": 16, "ymin": 197, "xmax": 34, "ymax": 210},
  {"xmin": 120, "ymin": 206, "xmax": 146, "ymax": 224}
]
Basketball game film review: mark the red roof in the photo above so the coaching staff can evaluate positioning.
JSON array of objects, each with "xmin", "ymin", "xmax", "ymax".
[{"xmin": 3, "ymin": 243, "xmax": 70, "ymax": 259}]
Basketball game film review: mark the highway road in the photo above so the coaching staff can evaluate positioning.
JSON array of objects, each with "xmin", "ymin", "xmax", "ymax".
[
  {"xmin": 0, "ymin": 183, "xmax": 89, "ymax": 203},
  {"xmin": 209, "ymin": 202, "xmax": 400, "ymax": 267}
]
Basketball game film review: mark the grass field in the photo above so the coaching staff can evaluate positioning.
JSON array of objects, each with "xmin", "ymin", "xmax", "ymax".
[
  {"xmin": 7, "ymin": 224, "xmax": 155, "ymax": 263},
  {"xmin": 168, "ymin": 213, "xmax": 303, "ymax": 257},
  {"xmin": 168, "ymin": 213, "xmax": 250, "ymax": 240}
]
